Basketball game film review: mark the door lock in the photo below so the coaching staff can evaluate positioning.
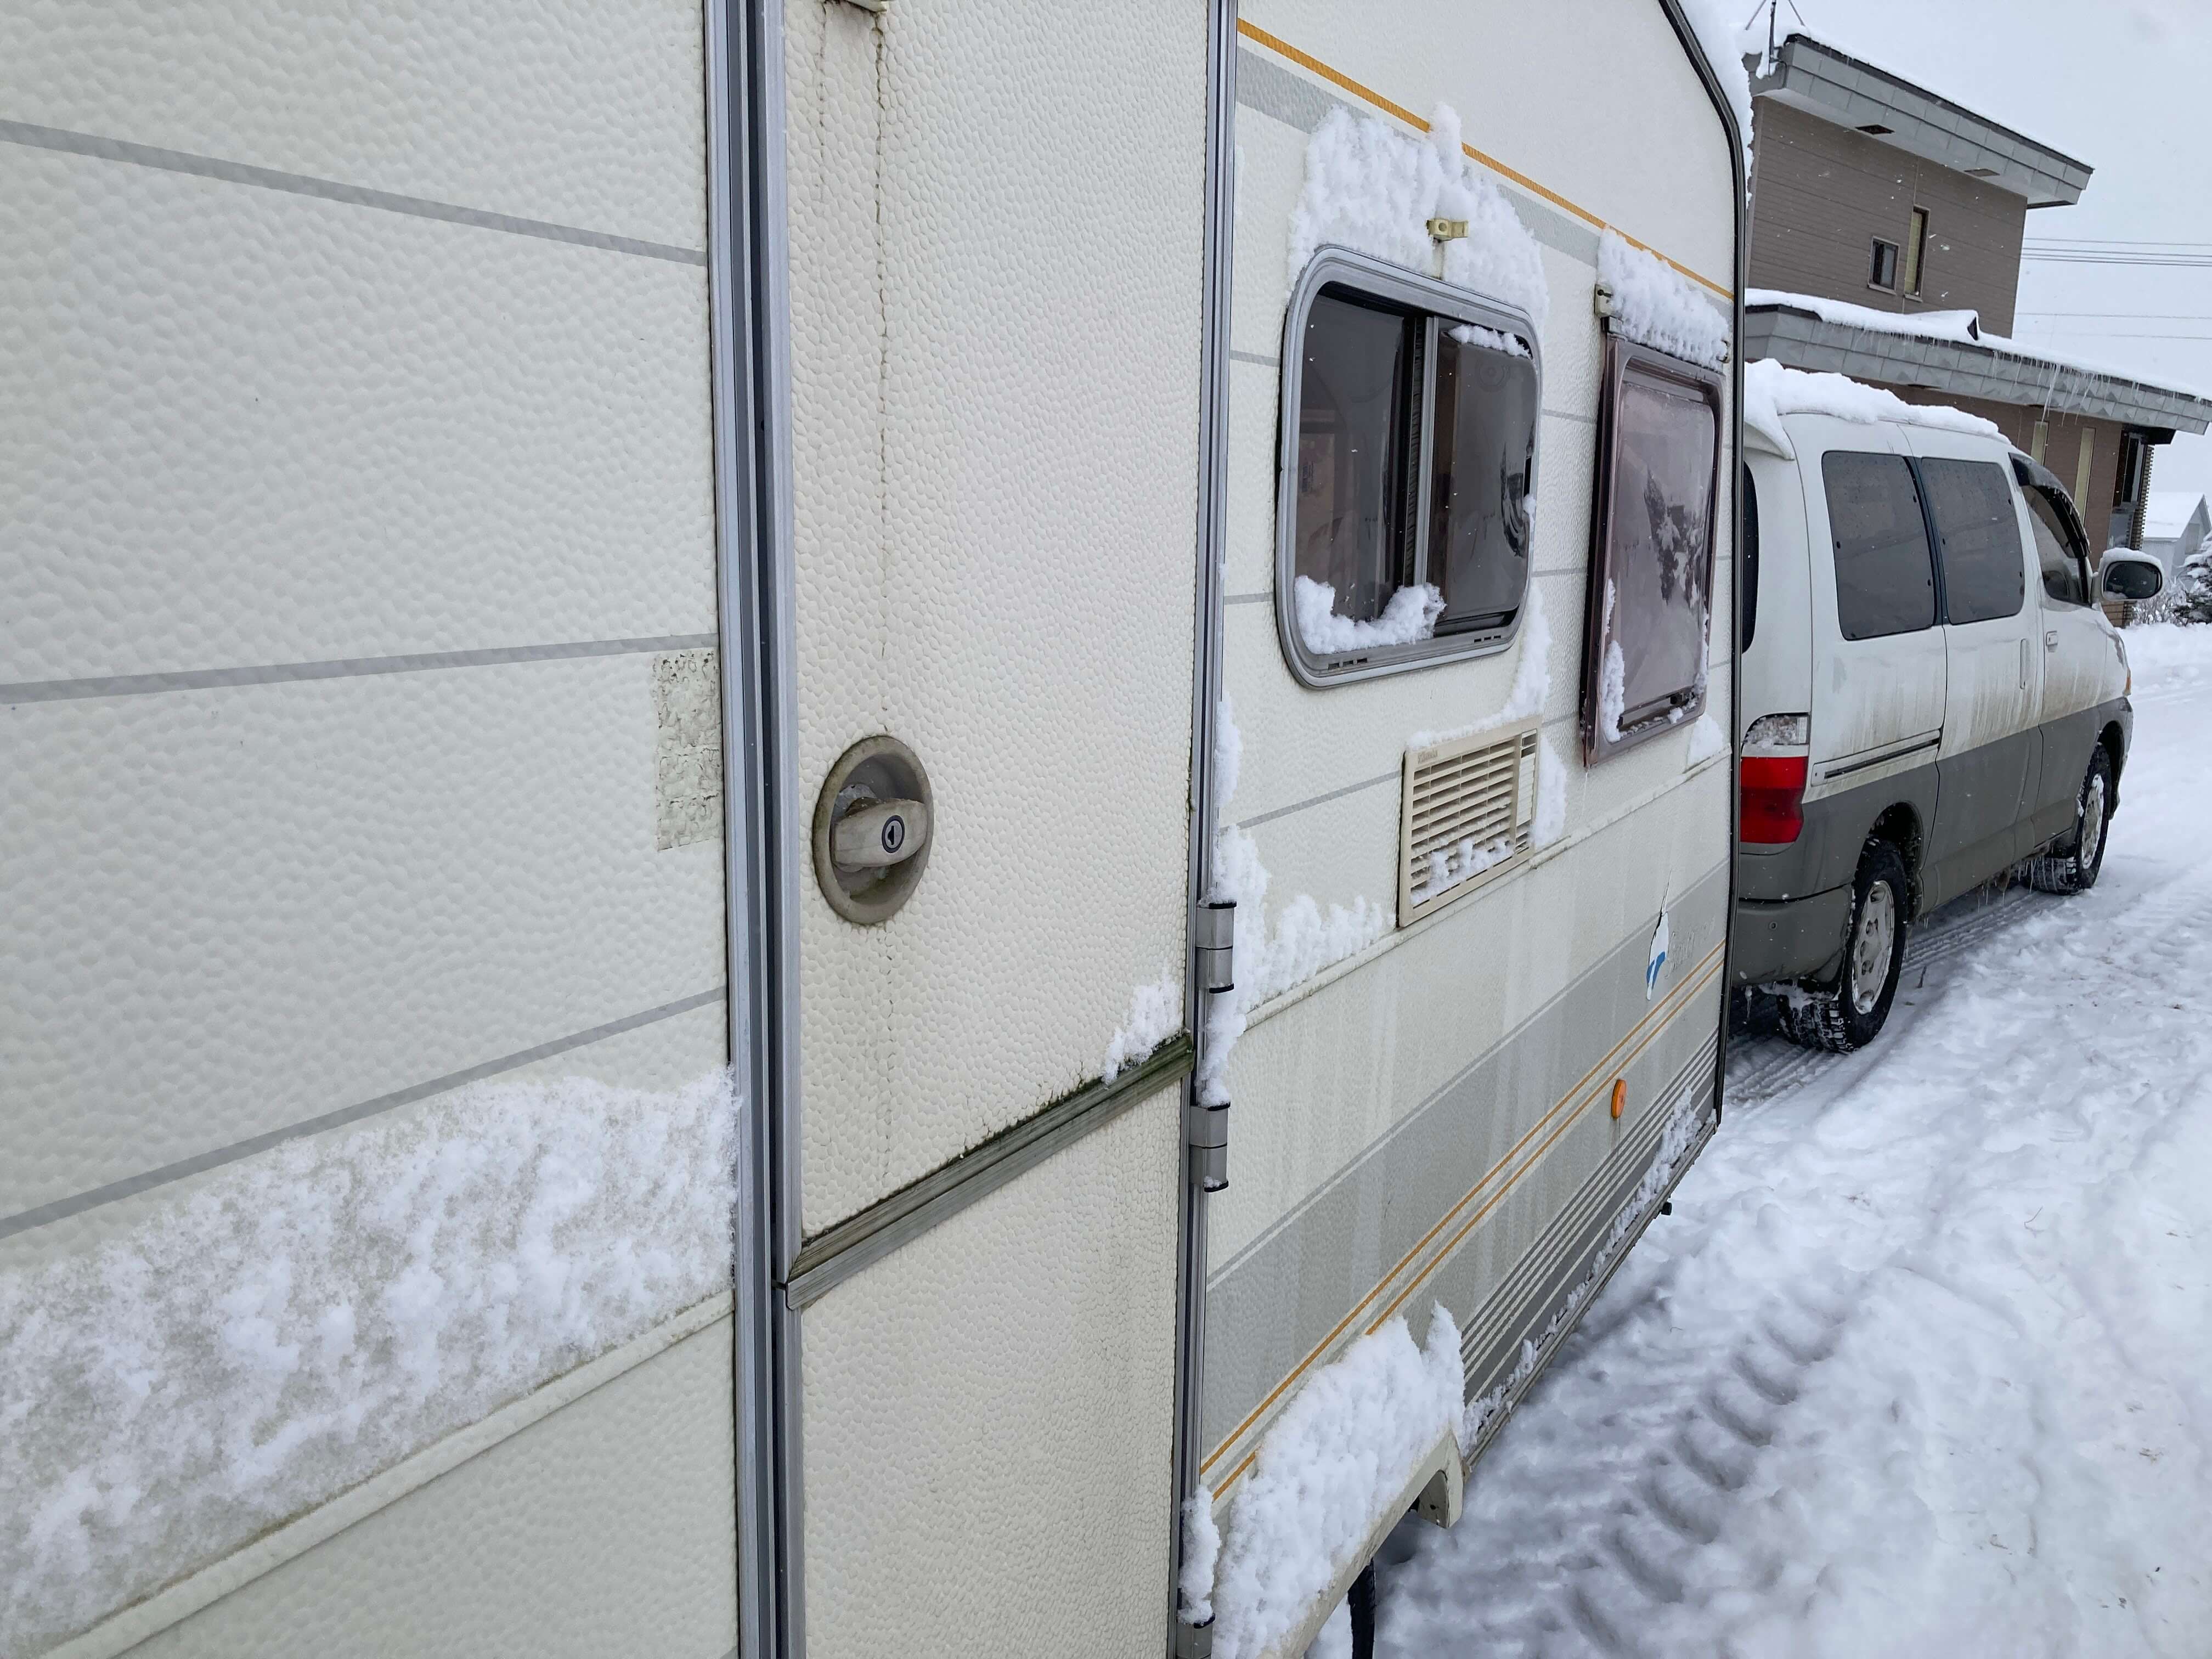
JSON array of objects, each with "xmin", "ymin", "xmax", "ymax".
[
  {"xmin": 2046, "ymin": 630, "xmax": 2059, "ymax": 651},
  {"xmin": 813, "ymin": 736, "xmax": 934, "ymax": 924}
]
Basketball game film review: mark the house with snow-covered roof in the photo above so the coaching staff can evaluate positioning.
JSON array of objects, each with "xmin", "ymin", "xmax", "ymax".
[
  {"xmin": 1742, "ymin": 31, "xmax": 2212, "ymax": 552},
  {"xmin": 2140, "ymin": 490, "xmax": 2210, "ymax": 590}
]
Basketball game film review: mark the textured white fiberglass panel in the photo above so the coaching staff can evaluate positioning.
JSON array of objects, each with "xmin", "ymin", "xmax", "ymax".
[
  {"xmin": 0, "ymin": 657, "xmax": 725, "ymax": 1223},
  {"xmin": 0, "ymin": 147, "xmax": 714, "ymax": 683},
  {"xmin": 784, "ymin": 0, "xmax": 1206, "ymax": 1230},
  {"xmin": 1245, "ymin": 0, "xmax": 1736, "ymax": 288},
  {"xmin": 129, "ymin": 1319, "xmax": 737, "ymax": 1659},
  {"xmin": 0, "ymin": 1, "xmax": 707, "ymax": 250},
  {"xmin": 800, "ymin": 1088, "xmax": 1180, "ymax": 1658}
]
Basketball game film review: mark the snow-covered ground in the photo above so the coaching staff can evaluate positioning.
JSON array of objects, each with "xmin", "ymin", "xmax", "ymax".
[{"xmin": 1366, "ymin": 624, "xmax": 2212, "ymax": 1657}]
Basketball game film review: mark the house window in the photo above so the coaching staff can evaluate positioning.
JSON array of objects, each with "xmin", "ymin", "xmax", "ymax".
[
  {"xmin": 1579, "ymin": 340, "xmax": 1723, "ymax": 761},
  {"xmin": 1279, "ymin": 250, "xmax": 1541, "ymax": 685},
  {"xmin": 1901, "ymin": 207, "xmax": 1929, "ymax": 296},
  {"xmin": 1823, "ymin": 452, "xmax": 1936, "ymax": 640},
  {"xmin": 1920, "ymin": 458, "xmax": 2024, "ymax": 624},
  {"xmin": 1869, "ymin": 238, "xmax": 1900, "ymax": 292}
]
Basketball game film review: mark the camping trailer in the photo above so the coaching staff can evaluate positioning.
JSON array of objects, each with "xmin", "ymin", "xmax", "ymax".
[{"xmin": 0, "ymin": 4, "xmax": 1740, "ymax": 1658}]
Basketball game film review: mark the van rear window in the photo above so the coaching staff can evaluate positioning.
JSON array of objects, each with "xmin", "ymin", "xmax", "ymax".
[
  {"xmin": 1822, "ymin": 453, "xmax": 1936, "ymax": 640},
  {"xmin": 1920, "ymin": 459, "xmax": 2025, "ymax": 624}
]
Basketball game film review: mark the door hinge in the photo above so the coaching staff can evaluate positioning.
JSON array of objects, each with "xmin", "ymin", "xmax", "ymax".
[
  {"xmin": 1189, "ymin": 900, "xmax": 1236, "ymax": 1192},
  {"xmin": 1174, "ymin": 1616, "xmax": 1216, "ymax": 1657}
]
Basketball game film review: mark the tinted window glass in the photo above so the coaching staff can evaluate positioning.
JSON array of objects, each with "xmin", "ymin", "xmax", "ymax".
[
  {"xmin": 1427, "ymin": 325, "xmax": 1538, "ymax": 631},
  {"xmin": 1822, "ymin": 452, "xmax": 1936, "ymax": 640},
  {"xmin": 1921, "ymin": 458, "xmax": 2024, "ymax": 624},
  {"xmin": 2025, "ymin": 486, "xmax": 2087, "ymax": 606},
  {"xmin": 1294, "ymin": 290, "xmax": 1418, "ymax": 622},
  {"xmin": 1601, "ymin": 360, "xmax": 1718, "ymax": 732},
  {"xmin": 1741, "ymin": 462, "xmax": 1759, "ymax": 651}
]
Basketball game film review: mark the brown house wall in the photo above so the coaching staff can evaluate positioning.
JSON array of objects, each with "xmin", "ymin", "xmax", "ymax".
[{"xmin": 1748, "ymin": 99, "xmax": 2029, "ymax": 336}]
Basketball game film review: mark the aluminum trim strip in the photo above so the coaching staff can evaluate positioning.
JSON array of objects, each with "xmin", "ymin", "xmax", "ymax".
[
  {"xmin": 0, "ymin": 635, "xmax": 721, "ymax": 705},
  {"xmin": 0, "ymin": 118, "xmax": 708, "ymax": 266},
  {"xmin": 782, "ymin": 1035, "xmax": 1195, "ymax": 1312},
  {"xmin": 0, "ymin": 988, "xmax": 726, "ymax": 1240}
]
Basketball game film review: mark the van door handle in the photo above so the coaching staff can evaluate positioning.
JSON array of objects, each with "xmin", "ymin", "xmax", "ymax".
[
  {"xmin": 2019, "ymin": 637, "xmax": 2029, "ymax": 689},
  {"xmin": 2045, "ymin": 630, "xmax": 2058, "ymax": 650}
]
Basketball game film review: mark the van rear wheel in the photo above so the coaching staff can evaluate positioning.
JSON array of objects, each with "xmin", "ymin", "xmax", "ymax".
[
  {"xmin": 2025, "ymin": 746, "xmax": 2112, "ymax": 895},
  {"xmin": 1776, "ymin": 839, "xmax": 1910, "ymax": 1053}
]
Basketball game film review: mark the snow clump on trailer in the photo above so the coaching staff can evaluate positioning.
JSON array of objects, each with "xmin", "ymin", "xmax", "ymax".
[
  {"xmin": 1685, "ymin": 711, "xmax": 1728, "ymax": 766},
  {"xmin": 1209, "ymin": 1304, "xmax": 1466, "ymax": 1659},
  {"xmin": 1103, "ymin": 973, "xmax": 1182, "ymax": 1078},
  {"xmin": 1290, "ymin": 102, "xmax": 1549, "ymax": 335},
  {"xmin": 1743, "ymin": 358, "xmax": 2001, "ymax": 459},
  {"xmin": 1596, "ymin": 582, "xmax": 1628, "ymax": 743},
  {"xmin": 1179, "ymin": 1488, "xmax": 1222, "ymax": 1626},
  {"xmin": 0, "ymin": 1070, "xmax": 736, "ymax": 1653},
  {"xmin": 1408, "ymin": 584, "xmax": 1553, "ymax": 750},
  {"xmin": 1598, "ymin": 230, "xmax": 1730, "ymax": 371},
  {"xmin": 1680, "ymin": 0, "xmax": 1757, "ymax": 179},
  {"xmin": 1294, "ymin": 576, "xmax": 1444, "ymax": 653}
]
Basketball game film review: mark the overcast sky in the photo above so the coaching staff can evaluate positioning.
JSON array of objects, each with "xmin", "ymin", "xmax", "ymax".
[{"xmin": 1755, "ymin": 0, "xmax": 2212, "ymax": 507}]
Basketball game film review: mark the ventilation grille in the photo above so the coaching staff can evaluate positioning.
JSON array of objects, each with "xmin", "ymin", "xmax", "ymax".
[{"xmin": 1398, "ymin": 719, "xmax": 1540, "ymax": 926}]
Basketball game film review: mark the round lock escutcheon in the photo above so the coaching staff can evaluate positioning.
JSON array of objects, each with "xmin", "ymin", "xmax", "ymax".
[{"xmin": 812, "ymin": 735, "xmax": 933, "ymax": 925}]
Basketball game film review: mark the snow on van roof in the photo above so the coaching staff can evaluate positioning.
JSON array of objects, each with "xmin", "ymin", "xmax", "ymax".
[{"xmin": 1743, "ymin": 358, "xmax": 2001, "ymax": 459}]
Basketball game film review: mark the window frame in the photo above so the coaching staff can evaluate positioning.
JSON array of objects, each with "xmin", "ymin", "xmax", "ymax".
[
  {"xmin": 1275, "ymin": 247, "xmax": 1544, "ymax": 688},
  {"xmin": 2012, "ymin": 453, "xmax": 2094, "ymax": 607},
  {"xmin": 1869, "ymin": 237, "xmax": 1900, "ymax": 293},
  {"xmin": 1578, "ymin": 334, "xmax": 1725, "ymax": 764}
]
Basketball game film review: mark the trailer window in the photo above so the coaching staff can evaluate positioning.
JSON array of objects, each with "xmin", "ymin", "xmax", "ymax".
[
  {"xmin": 1278, "ymin": 252, "xmax": 1541, "ymax": 685},
  {"xmin": 1581, "ymin": 340, "xmax": 1722, "ymax": 761},
  {"xmin": 1823, "ymin": 453, "xmax": 1936, "ymax": 640},
  {"xmin": 1921, "ymin": 458, "xmax": 2024, "ymax": 624},
  {"xmin": 2025, "ymin": 484, "xmax": 2090, "ymax": 606}
]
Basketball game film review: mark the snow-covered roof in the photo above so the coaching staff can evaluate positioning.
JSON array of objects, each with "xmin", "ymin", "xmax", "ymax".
[
  {"xmin": 2142, "ymin": 491, "xmax": 2210, "ymax": 541},
  {"xmin": 1745, "ymin": 290, "xmax": 2212, "ymax": 436},
  {"xmin": 1750, "ymin": 32, "xmax": 2089, "ymax": 207},
  {"xmin": 1743, "ymin": 359, "xmax": 2000, "ymax": 459}
]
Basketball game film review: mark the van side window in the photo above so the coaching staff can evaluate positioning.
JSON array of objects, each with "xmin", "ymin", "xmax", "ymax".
[
  {"xmin": 1822, "ymin": 453, "xmax": 1936, "ymax": 640},
  {"xmin": 1920, "ymin": 458, "xmax": 2025, "ymax": 624},
  {"xmin": 2024, "ymin": 485, "xmax": 2090, "ymax": 606},
  {"xmin": 1581, "ymin": 342, "xmax": 1723, "ymax": 761},
  {"xmin": 1741, "ymin": 462, "xmax": 1759, "ymax": 652},
  {"xmin": 1282, "ymin": 256, "xmax": 1540, "ymax": 685}
]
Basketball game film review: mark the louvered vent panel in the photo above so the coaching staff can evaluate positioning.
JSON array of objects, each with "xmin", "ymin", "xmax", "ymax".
[{"xmin": 1398, "ymin": 718, "xmax": 1541, "ymax": 925}]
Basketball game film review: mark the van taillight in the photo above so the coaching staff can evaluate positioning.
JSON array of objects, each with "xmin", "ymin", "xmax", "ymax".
[{"xmin": 1740, "ymin": 755, "xmax": 1808, "ymax": 844}]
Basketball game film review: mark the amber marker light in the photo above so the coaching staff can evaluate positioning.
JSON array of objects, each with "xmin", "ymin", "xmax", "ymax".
[{"xmin": 1610, "ymin": 1079, "xmax": 1626, "ymax": 1120}]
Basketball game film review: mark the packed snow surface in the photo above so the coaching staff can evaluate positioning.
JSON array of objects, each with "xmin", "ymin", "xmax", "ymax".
[
  {"xmin": 1743, "ymin": 359, "xmax": 2001, "ymax": 458},
  {"xmin": 0, "ymin": 1071, "xmax": 736, "ymax": 1653},
  {"xmin": 1600, "ymin": 233, "xmax": 1730, "ymax": 371},
  {"xmin": 1370, "ymin": 624, "xmax": 2212, "ymax": 1656},
  {"xmin": 1295, "ymin": 576, "xmax": 1444, "ymax": 654},
  {"xmin": 1290, "ymin": 103, "xmax": 1549, "ymax": 335},
  {"xmin": 1212, "ymin": 1305, "xmax": 1465, "ymax": 1659}
]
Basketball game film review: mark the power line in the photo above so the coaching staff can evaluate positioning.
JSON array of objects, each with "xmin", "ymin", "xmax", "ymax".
[{"xmin": 2016, "ymin": 311, "xmax": 2212, "ymax": 320}]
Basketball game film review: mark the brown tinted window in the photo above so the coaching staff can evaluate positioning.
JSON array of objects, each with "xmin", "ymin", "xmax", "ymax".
[
  {"xmin": 1584, "ymin": 346, "xmax": 1720, "ymax": 759},
  {"xmin": 1294, "ymin": 290, "xmax": 1419, "ymax": 622},
  {"xmin": 2025, "ymin": 486, "xmax": 2088, "ymax": 606},
  {"xmin": 1921, "ymin": 458, "xmax": 2025, "ymax": 624},
  {"xmin": 1822, "ymin": 453, "xmax": 1936, "ymax": 639},
  {"xmin": 1427, "ymin": 325, "xmax": 1538, "ymax": 633}
]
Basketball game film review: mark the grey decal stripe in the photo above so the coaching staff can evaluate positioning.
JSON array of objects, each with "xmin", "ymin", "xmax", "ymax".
[
  {"xmin": 1, "ymin": 634, "xmax": 720, "ymax": 704},
  {"xmin": 1231, "ymin": 348, "xmax": 1280, "ymax": 368},
  {"xmin": 0, "ymin": 988, "xmax": 726, "ymax": 1240},
  {"xmin": 0, "ymin": 119, "xmax": 708, "ymax": 267},
  {"xmin": 1543, "ymin": 407, "xmax": 1598, "ymax": 426},
  {"xmin": 1235, "ymin": 769, "xmax": 1398, "ymax": 830},
  {"xmin": 1224, "ymin": 591, "xmax": 1273, "ymax": 606}
]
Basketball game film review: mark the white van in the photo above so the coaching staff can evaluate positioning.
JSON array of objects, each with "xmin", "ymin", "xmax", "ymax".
[{"xmin": 1733, "ymin": 364, "xmax": 2162, "ymax": 1051}]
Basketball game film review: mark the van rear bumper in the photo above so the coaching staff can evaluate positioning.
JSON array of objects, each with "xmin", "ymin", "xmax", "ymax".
[{"xmin": 1730, "ymin": 887, "xmax": 1853, "ymax": 985}]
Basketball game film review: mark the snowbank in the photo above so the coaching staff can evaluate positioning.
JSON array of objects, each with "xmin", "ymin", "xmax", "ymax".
[
  {"xmin": 1290, "ymin": 103, "xmax": 1549, "ymax": 336},
  {"xmin": 0, "ymin": 1071, "xmax": 737, "ymax": 1652},
  {"xmin": 1600, "ymin": 232, "xmax": 1730, "ymax": 371},
  {"xmin": 1211, "ymin": 1305, "xmax": 1465, "ymax": 1659},
  {"xmin": 1743, "ymin": 358, "xmax": 2001, "ymax": 458}
]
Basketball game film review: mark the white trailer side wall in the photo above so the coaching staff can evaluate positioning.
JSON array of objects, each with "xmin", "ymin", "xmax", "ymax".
[{"xmin": 0, "ymin": 8, "xmax": 733, "ymax": 1656}]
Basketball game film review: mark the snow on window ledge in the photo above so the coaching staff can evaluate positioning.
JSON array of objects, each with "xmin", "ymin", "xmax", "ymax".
[{"xmin": 1294, "ymin": 576, "xmax": 1444, "ymax": 657}]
